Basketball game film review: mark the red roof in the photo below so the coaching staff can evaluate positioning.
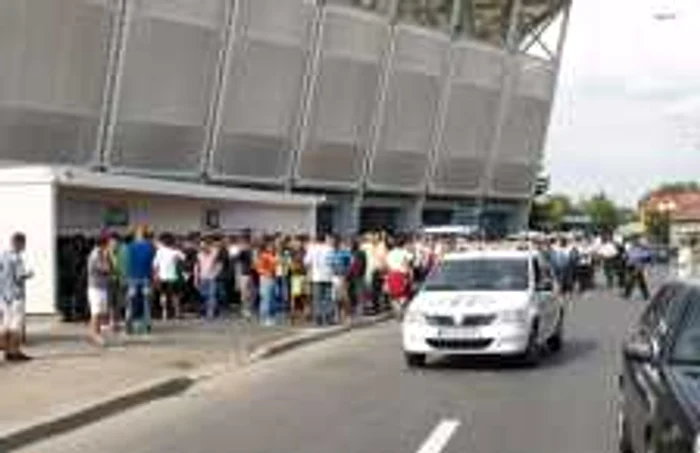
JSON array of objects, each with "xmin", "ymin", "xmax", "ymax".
[{"xmin": 644, "ymin": 191, "xmax": 700, "ymax": 222}]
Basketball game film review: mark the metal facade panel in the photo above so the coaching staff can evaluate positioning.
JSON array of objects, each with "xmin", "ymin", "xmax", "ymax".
[
  {"xmin": 491, "ymin": 161, "xmax": 537, "ymax": 194},
  {"xmin": 0, "ymin": 0, "xmax": 113, "ymax": 164},
  {"xmin": 109, "ymin": 0, "xmax": 226, "ymax": 173},
  {"xmin": 488, "ymin": 56, "xmax": 554, "ymax": 197},
  {"xmin": 297, "ymin": 7, "xmax": 388, "ymax": 186},
  {"xmin": 429, "ymin": 40, "xmax": 507, "ymax": 195},
  {"xmin": 211, "ymin": 0, "xmax": 313, "ymax": 182},
  {"xmin": 368, "ymin": 26, "xmax": 448, "ymax": 191}
]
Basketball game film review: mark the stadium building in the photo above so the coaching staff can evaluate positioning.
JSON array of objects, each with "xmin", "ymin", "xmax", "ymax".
[{"xmin": 0, "ymin": 0, "xmax": 570, "ymax": 313}]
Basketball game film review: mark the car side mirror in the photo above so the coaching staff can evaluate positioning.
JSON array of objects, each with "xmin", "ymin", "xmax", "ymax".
[{"xmin": 624, "ymin": 338, "xmax": 657, "ymax": 363}]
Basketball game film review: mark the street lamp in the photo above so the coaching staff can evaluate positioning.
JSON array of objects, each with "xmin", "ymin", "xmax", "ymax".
[{"xmin": 657, "ymin": 200, "xmax": 678, "ymax": 246}]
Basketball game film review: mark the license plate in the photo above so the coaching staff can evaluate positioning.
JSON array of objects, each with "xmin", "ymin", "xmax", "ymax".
[{"xmin": 436, "ymin": 327, "xmax": 482, "ymax": 339}]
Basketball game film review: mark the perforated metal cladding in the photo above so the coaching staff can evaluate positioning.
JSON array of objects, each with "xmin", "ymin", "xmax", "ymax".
[
  {"xmin": 430, "ymin": 42, "xmax": 506, "ymax": 195},
  {"xmin": 492, "ymin": 162, "xmax": 536, "ymax": 195},
  {"xmin": 433, "ymin": 156, "xmax": 485, "ymax": 192},
  {"xmin": 368, "ymin": 26, "xmax": 447, "ymax": 191},
  {"xmin": 212, "ymin": 0, "xmax": 312, "ymax": 181},
  {"xmin": 0, "ymin": 0, "xmax": 113, "ymax": 164},
  {"xmin": 432, "ymin": 84, "xmax": 500, "ymax": 193},
  {"xmin": 109, "ymin": 0, "xmax": 225, "ymax": 172},
  {"xmin": 297, "ymin": 9, "xmax": 387, "ymax": 185},
  {"xmin": 498, "ymin": 96, "xmax": 550, "ymax": 163},
  {"xmin": 486, "ymin": 57, "xmax": 554, "ymax": 198}
]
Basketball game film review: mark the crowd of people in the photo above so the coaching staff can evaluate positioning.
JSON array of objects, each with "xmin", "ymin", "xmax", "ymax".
[
  {"xmin": 533, "ymin": 233, "xmax": 655, "ymax": 300},
  {"xmin": 0, "ymin": 223, "xmax": 678, "ymax": 361},
  {"xmin": 56, "ymin": 227, "xmax": 443, "ymax": 345}
]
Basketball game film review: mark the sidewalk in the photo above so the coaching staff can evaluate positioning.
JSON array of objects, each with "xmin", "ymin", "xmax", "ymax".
[{"xmin": 0, "ymin": 314, "xmax": 390, "ymax": 450}]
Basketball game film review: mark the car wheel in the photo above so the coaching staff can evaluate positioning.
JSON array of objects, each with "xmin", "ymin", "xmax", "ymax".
[
  {"xmin": 618, "ymin": 409, "xmax": 633, "ymax": 453},
  {"xmin": 405, "ymin": 352, "xmax": 426, "ymax": 368},
  {"xmin": 520, "ymin": 322, "xmax": 541, "ymax": 367},
  {"xmin": 547, "ymin": 310, "xmax": 564, "ymax": 354}
]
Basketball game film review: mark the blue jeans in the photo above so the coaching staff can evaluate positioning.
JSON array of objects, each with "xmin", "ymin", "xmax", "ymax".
[
  {"xmin": 259, "ymin": 276, "xmax": 276, "ymax": 324},
  {"xmin": 312, "ymin": 282, "xmax": 334, "ymax": 326},
  {"xmin": 199, "ymin": 279, "xmax": 218, "ymax": 320},
  {"xmin": 126, "ymin": 278, "xmax": 152, "ymax": 332}
]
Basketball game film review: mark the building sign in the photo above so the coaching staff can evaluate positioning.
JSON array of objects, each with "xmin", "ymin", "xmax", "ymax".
[{"xmin": 103, "ymin": 205, "xmax": 130, "ymax": 228}]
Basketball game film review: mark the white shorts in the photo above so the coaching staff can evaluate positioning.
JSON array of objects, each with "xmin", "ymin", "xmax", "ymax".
[
  {"xmin": 0, "ymin": 299, "xmax": 25, "ymax": 332},
  {"xmin": 88, "ymin": 288, "xmax": 109, "ymax": 316}
]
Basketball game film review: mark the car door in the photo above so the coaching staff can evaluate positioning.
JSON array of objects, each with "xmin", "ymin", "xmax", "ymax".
[{"xmin": 624, "ymin": 284, "xmax": 681, "ymax": 453}]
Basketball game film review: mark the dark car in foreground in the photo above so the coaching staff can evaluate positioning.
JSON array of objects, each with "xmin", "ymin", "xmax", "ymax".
[{"xmin": 618, "ymin": 280, "xmax": 700, "ymax": 453}]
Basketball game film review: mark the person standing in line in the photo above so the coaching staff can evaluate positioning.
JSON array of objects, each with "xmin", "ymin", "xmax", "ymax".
[
  {"xmin": 236, "ymin": 233, "xmax": 256, "ymax": 320},
  {"xmin": 329, "ymin": 237, "xmax": 352, "ymax": 322},
  {"xmin": 289, "ymin": 237, "xmax": 308, "ymax": 324},
  {"xmin": 106, "ymin": 233, "xmax": 126, "ymax": 332},
  {"xmin": 125, "ymin": 226, "xmax": 156, "ymax": 334},
  {"xmin": 153, "ymin": 233, "xmax": 185, "ymax": 320},
  {"xmin": 255, "ymin": 240, "xmax": 278, "ymax": 326},
  {"xmin": 305, "ymin": 235, "xmax": 334, "ymax": 326},
  {"xmin": 347, "ymin": 238, "xmax": 367, "ymax": 318},
  {"xmin": 385, "ymin": 236, "xmax": 414, "ymax": 319},
  {"xmin": 195, "ymin": 236, "xmax": 223, "ymax": 321},
  {"xmin": 86, "ymin": 234, "xmax": 112, "ymax": 346},
  {"xmin": 0, "ymin": 233, "xmax": 33, "ymax": 361}
]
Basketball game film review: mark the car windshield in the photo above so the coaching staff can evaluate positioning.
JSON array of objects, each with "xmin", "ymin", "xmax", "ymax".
[
  {"xmin": 423, "ymin": 258, "xmax": 530, "ymax": 292},
  {"xmin": 671, "ymin": 294, "xmax": 700, "ymax": 364}
]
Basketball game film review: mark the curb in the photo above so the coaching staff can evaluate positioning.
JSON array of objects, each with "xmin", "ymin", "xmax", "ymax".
[
  {"xmin": 0, "ymin": 375, "xmax": 193, "ymax": 452},
  {"xmin": 247, "ymin": 313, "xmax": 393, "ymax": 363},
  {"xmin": 0, "ymin": 313, "xmax": 392, "ymax": 451}
]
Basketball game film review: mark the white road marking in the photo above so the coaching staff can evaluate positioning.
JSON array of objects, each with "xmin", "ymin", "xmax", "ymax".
[{"xmin": 416, "ymin": 419, "xmax": 461, "ymax": 453}]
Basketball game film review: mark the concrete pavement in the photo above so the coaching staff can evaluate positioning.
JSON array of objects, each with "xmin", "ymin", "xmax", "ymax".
[
  {"xmin": 0, "ymin": 314, "xmax": 390, "ymax": 451},
  {"xmin": 13, "ymin": 279, "xmax": 656, "ymax": 453}
]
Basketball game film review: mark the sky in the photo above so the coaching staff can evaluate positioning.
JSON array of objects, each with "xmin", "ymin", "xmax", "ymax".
[{"xmin": 544, "ymin": 0, "xmax": 700, "ymax": 207}]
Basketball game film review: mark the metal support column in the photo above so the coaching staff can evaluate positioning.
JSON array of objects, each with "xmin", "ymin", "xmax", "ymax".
[
  {"xmin": 481, "ymin": 0, "xmax": 522, "ymax": 198},
  {"xmin": 199, "ymin": 0, "xmax": 240, "ymax": 181},
  {"xmin": 286, "ymin": 0, "xmax": 326, "ymax": 191},
  {"xmin": 521, "ymin": 0, "xmax": 571, "ymax": 230},
  {"xmin": 361, "ymin": 0, "xmax": 400, "ymax": 194},
  {"xmin": 95, "ymin": 0, "xmax": 133, "ymax": 169}
]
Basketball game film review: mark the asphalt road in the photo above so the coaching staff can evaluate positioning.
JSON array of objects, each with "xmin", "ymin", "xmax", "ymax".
[{"xmin": 17, "ymin": 281, "xmax": 655, "ymax": 453}]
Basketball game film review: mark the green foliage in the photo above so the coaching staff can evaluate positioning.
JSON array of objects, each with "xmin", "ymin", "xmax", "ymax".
[{"xmin": 582, "ymin": 192, "xmax": 620, "ymax": 233}]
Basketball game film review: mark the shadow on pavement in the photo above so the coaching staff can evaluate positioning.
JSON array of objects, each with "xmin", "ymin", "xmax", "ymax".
[{"xmin": 418, "ymin": 337, "xmax": 599, "ymax": 372}]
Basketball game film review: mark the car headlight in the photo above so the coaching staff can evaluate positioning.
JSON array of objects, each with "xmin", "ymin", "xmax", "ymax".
[
  {"xmin": 404, "ymin": 311, "xmax": 426, "ymax": 325},
  {"xmin": 694, "ymin": 433, "xmax": 700, "ymax": 453},
  {"xmin": 499, "ymin": 308, "xmax": 529, "ymax": 324}
]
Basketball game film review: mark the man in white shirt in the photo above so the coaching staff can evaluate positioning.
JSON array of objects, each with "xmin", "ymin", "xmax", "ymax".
[
  {"xmin": 153, "ymin": 233, "xmax": 185, "ymax": 320},
  {"xmin": 304, "ymin": 235, "xmax": 334, "ymax": 325},
  {"xmin": 597, "ymin": 236, "xmax": 619, "ymax": 288},
  {"xmin": 0, "ymin": 233, "xmax": 33, "ymax": 362}
]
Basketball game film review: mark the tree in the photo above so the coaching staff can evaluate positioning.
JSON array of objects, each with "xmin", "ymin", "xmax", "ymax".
[
  {"xmin": 528, "ymin": 193, "xmax": 572, "ymax": 230},
  {"xmin": 582, "ymin": 192, "xmax": 620, "ymax": 233}
]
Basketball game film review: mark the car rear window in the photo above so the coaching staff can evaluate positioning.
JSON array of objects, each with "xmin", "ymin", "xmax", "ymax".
[{"xmin": 423, "ymin": 258, "xmax": 529, "ymax": 292}]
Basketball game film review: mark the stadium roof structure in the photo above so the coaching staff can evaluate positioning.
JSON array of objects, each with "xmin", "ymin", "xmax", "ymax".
[{"xmin": 470, "ymin": 0, "xmax": 569, "ymax": 54}]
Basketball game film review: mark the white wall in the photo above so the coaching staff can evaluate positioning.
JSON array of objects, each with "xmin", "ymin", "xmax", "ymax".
[
  {"xmin": 0, "ymin": 182, "xmax": 56, "ymax": 314},
  {"xmin": 57, "ymin": 188, "xmax": 316, "ymax": 235}
]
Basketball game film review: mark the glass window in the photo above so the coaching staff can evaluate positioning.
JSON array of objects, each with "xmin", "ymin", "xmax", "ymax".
[
  {"xmin": 423, "ymin": 257, "xmax": 529, "ymax": 291},
  {"xmin": 671, "ymin": 290, "xmax": 700, "ymax": 364},
  {"xmin": 638, "ymin": 284, "xmax": 681, "ymax": 339}
]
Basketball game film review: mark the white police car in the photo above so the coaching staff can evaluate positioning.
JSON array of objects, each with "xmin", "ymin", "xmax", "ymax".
[{"xmin": 402, "ymin": 248, "xmax": 564, "ymax": 367}]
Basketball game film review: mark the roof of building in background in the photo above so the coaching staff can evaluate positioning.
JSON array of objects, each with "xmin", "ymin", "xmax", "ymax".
[{"xmin": 643, "ymin": 190, "xmax": 700, "ymax": 222}]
